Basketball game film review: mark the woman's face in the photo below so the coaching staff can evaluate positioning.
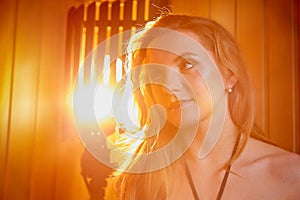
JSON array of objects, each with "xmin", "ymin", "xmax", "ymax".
[{"xmin": 142, "ymin": 30, "xmax": 220, "ymax": 129}]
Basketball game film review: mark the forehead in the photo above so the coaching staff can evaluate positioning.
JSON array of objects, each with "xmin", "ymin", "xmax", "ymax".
[
  {"xmin": 145, "ymin": 29, "xmax": 204, "ymax": 58},
  {"xmin": 136, "ymin": 28, "xmax": 221, "ymax": 79},
  {"xmin": 145, "ymin": 49, "xmax": 177, "ymax": 63}
]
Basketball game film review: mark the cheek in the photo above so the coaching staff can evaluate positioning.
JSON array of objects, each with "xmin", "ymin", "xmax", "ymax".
[
  {"xmin": 189, "ymin": 76, "xmax": 212, "ymax": 114},
  {"xmin": 187, "ymin": 74, "xmax": 206, "ymax": 97}
]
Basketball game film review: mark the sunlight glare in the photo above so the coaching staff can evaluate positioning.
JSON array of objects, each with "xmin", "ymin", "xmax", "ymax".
[
  {"xmin": 94, "ymin": 84, "xmax": 113, "ymax": 121},
  {"xmin": 103, "ymin": 55, "xmax": 110, "ymax": 85}
]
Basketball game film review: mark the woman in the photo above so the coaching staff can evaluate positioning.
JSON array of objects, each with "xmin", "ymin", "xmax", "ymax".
[{"xmin": 104, "ymin": 15, "xmax": 300, "ymax": 200}]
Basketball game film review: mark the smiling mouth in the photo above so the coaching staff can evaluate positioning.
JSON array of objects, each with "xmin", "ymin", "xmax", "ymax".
[{"xmin": 168, "ymin": 100, "xmax": 192, "ymax": 110}]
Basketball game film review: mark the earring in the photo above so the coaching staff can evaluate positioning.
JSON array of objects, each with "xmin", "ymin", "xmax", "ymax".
[{"xmin": 228, "ymin": 88, "xmax": 232, "ymax": 93}]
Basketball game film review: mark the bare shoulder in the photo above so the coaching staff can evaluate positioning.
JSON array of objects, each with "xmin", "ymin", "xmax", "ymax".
[
  {"xmin": 236, "ymin": 137, "xmax": 300, "ymax": 198},
  {"xmin": 245, "ymin": 137, "xmax": 300, "ymax": 167}
]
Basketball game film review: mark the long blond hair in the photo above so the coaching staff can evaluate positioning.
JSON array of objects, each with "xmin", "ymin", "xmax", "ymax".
[{"xmin": 105, "ymin": 14, "xmax": 256, "ymax": 199}]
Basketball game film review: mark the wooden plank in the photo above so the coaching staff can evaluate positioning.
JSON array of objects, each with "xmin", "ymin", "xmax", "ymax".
[
  {"xmin": 237, "ymin": 0, "xmax": 266, "ymax": 133},
  {"xmin": 95, "ymin": 2, "xmax": 109, "ymax": 80},
  {"xmin": 170, "ymin": 0, "xmax": 210, "ymax": 18},
  {"xmin": 65, "ymin": 7, "xmax": 76, "ymax": 90},
  {"xmin": 136, "ymin": 0, "xmax": 145, "ymax": 25},
  {"xmin": 0, "ymin": 0, "xmax": 18, "ymax": 198},
  {"xmin": 73, "ymin": 5, "xmax": 84, "ymax": 85},
  {"xmin": 210, "ymin": 0, "xmax": 236, "ymax": 35},
  {"xmin": 28, "ymin": 0, "xmax": 67, "ymax": 198},
  {"xmin": 110, "ymin": 1, "xmax": 122, "ymax": 86},
  {"xmin": 60, "ymin": 5, "xmax": 84, "ymax": 142},
  {"xmin": 84, "ymin": 2, "xmax": 96, "ymax": 83},
  {"xmin": 296, "ymin": 0, "xmax": 300, "ymax": 153},
  {"xmin": 123, "ymin": 0, "xmax": 133, "ymax": 31},
  {"xmin": 85, "ymin": 2, "xmax": 96, "ymax": 55},
  {"xmin": 265, "ymin": 0, "xmax": 295, "ymax": 151},
  {"xmin": 111, "ymin": 0, "xmax": 121, "ymax": 36},
  {"xmin": 98, "ymin": 1, "xmax": 109, "ymax": 43},
  {"xmin": 3, "ymin": 0, "xmax": 43, "ymax": 199}
]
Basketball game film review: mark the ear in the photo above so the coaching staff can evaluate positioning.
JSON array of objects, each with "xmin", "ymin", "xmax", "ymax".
[{"xmin": 224, "ymin": 70, "xmax": 238, "ymax": 91}]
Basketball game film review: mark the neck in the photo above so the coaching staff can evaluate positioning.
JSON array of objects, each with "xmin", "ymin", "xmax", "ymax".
[{"xmin": 184, "ymin": 113, "xmax": 239, "ymax": 171}]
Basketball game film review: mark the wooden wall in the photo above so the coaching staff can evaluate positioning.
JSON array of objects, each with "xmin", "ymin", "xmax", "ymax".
[
  {"xmin": 0, "ymin": 0, "xmax": 299, "ymax": 199},
  {"xmin": 0, "ymin": 0, "xmax": 89, "ymax": 199}
]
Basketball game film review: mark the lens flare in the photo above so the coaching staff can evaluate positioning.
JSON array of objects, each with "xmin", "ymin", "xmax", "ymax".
[{"xmin": 94, "ymin": 84, "xmax": 113, "ymax": 121}]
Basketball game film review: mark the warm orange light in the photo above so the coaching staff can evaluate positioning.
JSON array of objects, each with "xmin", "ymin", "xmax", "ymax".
[
  {"xmin": 69, "ymin": 52, "xmax": 140, "ymax": 138},
  {"xmin": 94, "ymin": 84, "xmax": 113, "ymax": 121},
  {"xmin": 116, "ymin": 58, "xmax": 122, "ymax": 82},
  {"xmin": 69, "ymin": 54, "xmax": 116, "ymax": 130},
  {"xmin": 103, "ymin": 55, "xmax": 111, "ymax": 85}
]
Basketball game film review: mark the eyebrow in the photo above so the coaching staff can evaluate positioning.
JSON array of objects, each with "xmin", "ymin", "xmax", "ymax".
[{"xmin": 173, "ymin": 52, "xmax": 200, "ymax": 63}]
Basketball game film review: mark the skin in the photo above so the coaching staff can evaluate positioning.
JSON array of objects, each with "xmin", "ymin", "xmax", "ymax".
[
  {"xmin": 145, "ymin": 48, "xmax": 209, "ymax": 128},
  {"xmin": 143, "ymin": 30, "xmax": 300, "ymax": 199}
]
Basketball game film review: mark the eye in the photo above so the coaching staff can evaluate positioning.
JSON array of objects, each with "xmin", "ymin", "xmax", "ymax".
[{"xmin": 179, "ymin": 60, "xmax": 194, "ymax": 71}]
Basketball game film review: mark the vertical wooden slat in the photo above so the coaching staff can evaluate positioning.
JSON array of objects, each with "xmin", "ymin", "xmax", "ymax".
[
  {"xmin": 65, "ymin": 7, "xmax": 76, "ymax": 90},
  {"xmin": 98, "ymin": 2, "xmax": 109, "ymax": 43},
  {"xmin": 265, "ymin": 0, "xmax": 295, "ymax": 151},
  {"xmin": 0, "ymin": 0, "xmax": 18, "ymax": 198},
  {"xmin": 170, "ymin": 0, "xmax": 210, "ymax": 18},
  {"xmin": 210, "ymin": 0, "xmax": 236, "ymax": 35},
  {"xmin": 61, "ymin": 5, "xmax": 84, "ymax": 142},
  {"xmin": 132, "ymin": 0, "xmax": 137, "ymax": 21},
  {"xmin": 124, "ymin": 0, "xmax": 133, "ymax": 31},
  {"xmin": 237, "ymin": 0, "xmax": 266, "ymax": 133},
  {"xmin": 109, "ymin": 1, "xmax": 121, "ymax": 86},
  {"xmin": 136, "ymin": 0, "xmax": 145, "ymax": 24},
  {"xmin": 96, "ymin": 2, "xmax": 109, "ymax": 79},
  {"xmin": 144, "ymin": 0, "xmax": 150, "ymax": 20},
  {"xmin": 95, "ymin": 2, "xmax": 108, "ymax": 81},
  {"xmin": 295, "ymin": 0, "xmax": 300, "ymax": 153},
  {"xmin": 3, "ymin": 0, "xmax": 43, "ymax": 199},
  {"xmin": 73, "ymin": 5, "xmax": 84, "ymax": 86},
  {"xmin": 29, "ymin": 0, "xmax": 67, "ymax": 198},
  {"xmin": 263, "ymin": 0, "xmax": 271, "ymax": 138},
  {"xmin": 111, "ymin": 0, "xmax": 120, "ymax": 36},
  {"xmin": 85, "ymin": 2, "xmax": 96, "ymax": 83}
]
